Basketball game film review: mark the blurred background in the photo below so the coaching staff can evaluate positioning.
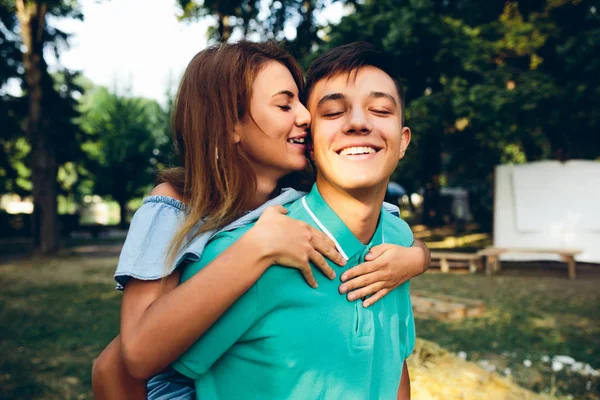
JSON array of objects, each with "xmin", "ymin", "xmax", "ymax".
[{"xmin": 0, "ymin": 0, "xmax": 598, "ymax": 399}]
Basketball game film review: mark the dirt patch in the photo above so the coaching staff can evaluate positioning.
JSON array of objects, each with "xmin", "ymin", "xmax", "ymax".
[{"xmin": 409, "ymin": 339, "xmax": 555, "ymax": 400}]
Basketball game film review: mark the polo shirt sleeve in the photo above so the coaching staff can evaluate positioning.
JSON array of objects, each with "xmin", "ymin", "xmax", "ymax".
[
  {"xmin": 171, "ymin": 234, "xmax": 259, "ymax": 379},
  {"xmin": 383, "ymin": 213, "xmax": 414, "ymax": 248}
]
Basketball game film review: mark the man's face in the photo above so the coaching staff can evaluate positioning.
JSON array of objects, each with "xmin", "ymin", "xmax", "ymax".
[{"xmin": 307, "ymin": 66, "xmax": 411, "ymax": 196}]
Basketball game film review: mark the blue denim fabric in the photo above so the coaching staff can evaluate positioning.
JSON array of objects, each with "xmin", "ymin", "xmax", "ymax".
[{"xmin": 147, "ymin": 367, "xmax": 195, "ymax": 400}]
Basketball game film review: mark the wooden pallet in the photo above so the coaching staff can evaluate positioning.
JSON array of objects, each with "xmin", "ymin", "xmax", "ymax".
[
  {"xmin": 429, "ymin": 252, "xmax": 482, "ymax": 274},
  {"xmin": 411, "ymin": 291, "xmax": 486, "ymax": 321}
]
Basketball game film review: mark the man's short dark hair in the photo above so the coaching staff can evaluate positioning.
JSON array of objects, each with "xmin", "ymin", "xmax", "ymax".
[{"xmin": 304, "ymin": 42, "xmax": 405, "ymax": 125}]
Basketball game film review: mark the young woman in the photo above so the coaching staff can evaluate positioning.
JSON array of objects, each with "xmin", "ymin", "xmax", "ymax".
[{"xmin": 92, "ymin": 41, "xmax": 430, "ymax": 400}]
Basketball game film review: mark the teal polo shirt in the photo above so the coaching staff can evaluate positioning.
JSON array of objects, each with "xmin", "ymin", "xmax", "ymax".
[{"xmin": 172, "ymin": 184, "xmax": 416, "ymax": 400}]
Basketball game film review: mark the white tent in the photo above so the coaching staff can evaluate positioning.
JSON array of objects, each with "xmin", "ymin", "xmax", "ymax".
[{"xmin": 494, "ymin": 160, "xmax": 600, "ymax": 263}]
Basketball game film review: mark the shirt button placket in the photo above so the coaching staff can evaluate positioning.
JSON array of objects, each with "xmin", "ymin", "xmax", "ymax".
[{"xmin": 352, "ymin": 246, "xmax": 375, "ymax": 346}]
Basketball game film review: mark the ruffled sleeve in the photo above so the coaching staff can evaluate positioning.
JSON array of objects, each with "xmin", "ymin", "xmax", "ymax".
[{"xmin": 114, "ymin": 195, "xmax": 186, "ymax": 290}]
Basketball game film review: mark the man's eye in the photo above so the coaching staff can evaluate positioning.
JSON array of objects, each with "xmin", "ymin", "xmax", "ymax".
[
  {"xmin": 372, "ymin": 109, "xmax": 392, "ymax": 115},
  {"xmin": 278, "ymin": 105, "xmax": 291, "ymax": 111},
  {"xmin": 323, "ymin": 111, "xmax": 344, "ymax": 117}
]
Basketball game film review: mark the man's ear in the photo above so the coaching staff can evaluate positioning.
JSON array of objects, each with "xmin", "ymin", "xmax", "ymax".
[{"xmin": 399, "ymin": 127, "xmax": 411, "ymax": 160}]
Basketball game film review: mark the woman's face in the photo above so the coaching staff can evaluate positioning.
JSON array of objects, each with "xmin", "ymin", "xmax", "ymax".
[{"xmin": 234, "ymin": 61, "xmax": 311, "ymax": 182}]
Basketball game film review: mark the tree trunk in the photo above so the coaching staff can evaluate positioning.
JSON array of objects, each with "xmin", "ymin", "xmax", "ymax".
[
  {"xmin": 16, "ymin": 0, "xmax": 59, "ymax": 254},
  {"xmin": 119, "ymin": 200, "xmax": 128, "ymax": 229}
]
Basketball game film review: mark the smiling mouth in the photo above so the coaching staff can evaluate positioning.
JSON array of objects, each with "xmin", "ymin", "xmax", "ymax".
[
  {"xmin": 338, "ymin": 146, "xmax": 379, "ymax": 156},
  {"xmin": 287, "ymin": 137, "xmax": 306, "ymax": 145}
]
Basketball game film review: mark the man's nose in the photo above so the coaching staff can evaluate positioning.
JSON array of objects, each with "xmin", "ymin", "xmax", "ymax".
[{"xmin": 342, "ymin": 108, "xmax": 373, "ymax": 135}]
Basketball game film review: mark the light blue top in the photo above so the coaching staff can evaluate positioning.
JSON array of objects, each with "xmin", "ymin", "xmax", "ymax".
[{"xmin": 172, "ymin": 184, "xmax": 415, "ymax": 400}]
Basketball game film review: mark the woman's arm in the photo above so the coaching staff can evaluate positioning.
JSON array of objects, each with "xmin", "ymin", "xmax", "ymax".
[
  {"xmin": 92, "ymin": 337, "xmax": 148, "ymax": 400},
  {"xmin": 117, "ymin": 185, "xmax": 343, "ymax": 379},
  {"xmin": 338, "ymin": 239, "xmax": 430, "ymax": 307}
]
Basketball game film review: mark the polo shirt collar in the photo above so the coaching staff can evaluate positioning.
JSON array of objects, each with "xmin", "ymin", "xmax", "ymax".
[{"xmin": 301, "ymin": 184, "xmax": 385, "ymax": 261}]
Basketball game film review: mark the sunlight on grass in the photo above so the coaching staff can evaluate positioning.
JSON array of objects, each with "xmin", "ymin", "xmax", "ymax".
[
  {"xmin": 425, "ymin": 232, "xmax": 490, "ymax": 249},
  {"xmin": 412, "ymin": 273, "xmax": 600, "ymax": 399}
]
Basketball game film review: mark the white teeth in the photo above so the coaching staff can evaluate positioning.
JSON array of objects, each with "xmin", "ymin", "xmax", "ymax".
[
  {"xmin": 340, "ymin": 146, "xmax": 376, "ymax": 156},
  {"xmin": 288, "ymin": 137, "xmax": 306, "ymax": 144}
]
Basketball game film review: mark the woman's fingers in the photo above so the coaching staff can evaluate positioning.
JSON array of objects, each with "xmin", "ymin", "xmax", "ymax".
[
  {"xmin": 308, "ymin": 249, "xmax": 336, "ymax": 279},
  {"xmin": 346, "ymin": 282, "xmax": 385, "ymax": 302},
  {"xmin": 339, "ymin": 271, "xmax": 381, "ymax": 294},
  {"xmin": 270, "ymin": 205, "xmax": 289, "ymax": 215},
  {"xmin": 340, "ymin": 261, "xmax": 378, "ymax": 283},
  {"xmin": 362, "ymin": 289, "xmax": 390, "ymax": 308},
  {"xmin": 311, "ymin": 236, "xmax": 345, "ymax": 266},
  {"xmin": 306, "ymin": 225, "xmax": 345, "ymax": 266},
  {"xmin": 297, "ymin": 262, "xmax": 318, "ymax": 288}
]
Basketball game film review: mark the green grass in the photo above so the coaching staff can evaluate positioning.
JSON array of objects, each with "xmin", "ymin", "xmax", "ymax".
[
  {"xmin": 0, "ymin": 257, "xmax": 120, "ymax": 400},
  {"xmin": 412, "ymin": 271, "xmax": 600, "ymax": 399},
  {"xmin": 0, "ymin": 254, "xmax": 598, "ymax": 399}
]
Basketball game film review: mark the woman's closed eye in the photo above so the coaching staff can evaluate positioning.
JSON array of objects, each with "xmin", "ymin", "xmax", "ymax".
[{"xmin": 278, "ymin": 105, "xmax": 292, "ymax": 111}]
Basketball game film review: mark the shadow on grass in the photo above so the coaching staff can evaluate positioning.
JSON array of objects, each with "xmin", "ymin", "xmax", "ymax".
[{"xmin": 0, "ymin": 279, "xmax": 120, "ymax": 400}]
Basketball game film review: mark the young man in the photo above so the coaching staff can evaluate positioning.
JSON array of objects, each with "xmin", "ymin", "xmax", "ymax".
[{"xmin": 172, "ymin": 42, "xmax": 415, "ymax": 400}]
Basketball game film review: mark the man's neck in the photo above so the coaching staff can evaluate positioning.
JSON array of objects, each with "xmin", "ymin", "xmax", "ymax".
[{"xmin": 316, "ymin": 177, "xmax": 387, "ymax": 244}]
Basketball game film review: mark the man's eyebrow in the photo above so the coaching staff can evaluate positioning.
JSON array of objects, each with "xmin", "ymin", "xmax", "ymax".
[
  {"xmin": 317, "ymin": 93, "xmax": 346, "ymax": 107},
  {"xmin": 370, "ymin": 91, "xmax": 397, "ymax": 106},
  {"xmin": 272, "ymin": 90, "xmax": 295, "ymax": 98}
]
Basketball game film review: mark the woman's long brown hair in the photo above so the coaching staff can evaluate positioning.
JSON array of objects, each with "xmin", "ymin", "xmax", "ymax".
[{"xmin": 159, "ymin": 41, "xmax": 305, "ymax": 268}]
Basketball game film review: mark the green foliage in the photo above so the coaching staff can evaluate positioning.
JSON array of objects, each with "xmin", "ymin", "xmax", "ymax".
[
  {"xmin": 176, "ymin": 0, "xmax": 261, "ymax": 42},
  {"xmin": 79, "ymin": 86, "xmax": 170, "ymax": 219},
  {"xmin": 0, "ymin": 1, "xmax": 87, "ymax": 199},
  {"xmin": 307, "ymin": 0, "xmax": 600, "ymax": 222}
]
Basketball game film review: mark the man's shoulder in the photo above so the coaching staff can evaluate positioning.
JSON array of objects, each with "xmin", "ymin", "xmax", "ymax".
[
  {"xmin": 283, "ymin": 196, "xmax": 312, "ymax": 221},
  {"xmin": 187, "ymin": 227, "xmax": 251, "ymax": 269},
  {"xmin": 381, "ymin": 211, "xmax": 414, "ymax": 247}
]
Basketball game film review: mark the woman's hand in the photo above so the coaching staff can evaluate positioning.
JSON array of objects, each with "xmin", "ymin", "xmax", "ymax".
[
  {"xmin": 251, "ymin": 205, "xmax": 346, "ymax": 288},
  {"xmin": 338, "ymin": 241, "xmax": 429, "ymax": 307}
]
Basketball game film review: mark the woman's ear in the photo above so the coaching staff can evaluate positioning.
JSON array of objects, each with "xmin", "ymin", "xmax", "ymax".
[{"xmin": 233, "ymin": 121, "xmax": 242, "ymax": 144}]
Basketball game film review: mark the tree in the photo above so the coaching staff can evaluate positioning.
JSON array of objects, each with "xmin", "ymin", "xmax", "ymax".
[
  {"xmin": 9, "ymin": 0, "xmax": 83, "ymax": 253},
  {"xmin": 317, "ymin": 0, "xmax": 599, "ymax": 225},
  {"xmin": 176, "ymin": 0, "xmax": 260, "ymax": 43},
  {"xmin": 80, "ymin": 87, "xmax": 169, "ymax": 228},
  {"xmin": 0, "ymin": 2, "xmax": 26, "ymax": 195}
]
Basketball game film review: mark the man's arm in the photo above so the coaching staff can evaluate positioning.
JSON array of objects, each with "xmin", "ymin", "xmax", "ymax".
[
  {"xmin": 397, "ymin": 361, "xmax": 411, "ymax": 400},
  {"xmin": 412, "ymin": 238, "xmax": 431, "ymax": 274}
]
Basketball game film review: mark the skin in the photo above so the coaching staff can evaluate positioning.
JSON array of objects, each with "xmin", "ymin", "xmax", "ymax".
[
  {"xmin": 233, "ymin": 61, "xmax": 311, "ymax": 200},
  {"xmin": 307, "ymin": 65, "xmax": 413, "ymax": 397},
  {"xmin": 92, "ymin": 61, "xmax": 426, "ymax": 399}
]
